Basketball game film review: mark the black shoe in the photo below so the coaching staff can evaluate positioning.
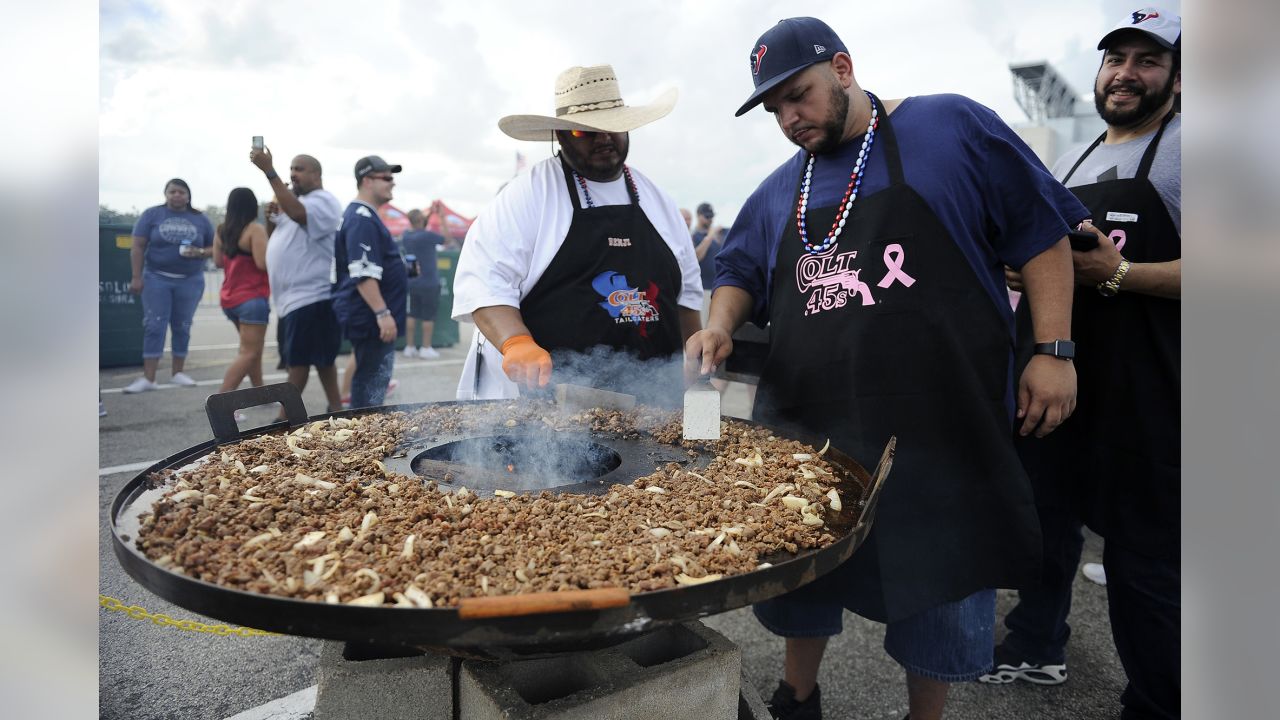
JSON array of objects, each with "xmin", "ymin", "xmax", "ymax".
[
  {"xmin": 977, "ymin": 643, "xmax": 1067, "ymax": 685},
  {"xmin": 766, "ymin": 681, "xmax": 821, "ymax": 720}
]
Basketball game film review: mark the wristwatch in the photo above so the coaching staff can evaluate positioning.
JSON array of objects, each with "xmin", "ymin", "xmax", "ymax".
[
  {"xmin": 1033, "ymin": 340, "xmax": 1076, "ymax": 360},
  {"xmin": 1097, "ymin": 259, "xmax": 1132, "ymax": 297}
]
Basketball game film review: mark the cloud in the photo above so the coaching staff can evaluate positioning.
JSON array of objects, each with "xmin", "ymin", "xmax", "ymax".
[{"xmin": 98, "ymin": 0, "xmax": 1179, "ymax": 221}]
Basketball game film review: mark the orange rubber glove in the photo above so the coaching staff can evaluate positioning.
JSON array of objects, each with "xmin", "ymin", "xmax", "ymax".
[{"xmin": 500, "ymin": 334, "xmax": 552, "ymax": 389}]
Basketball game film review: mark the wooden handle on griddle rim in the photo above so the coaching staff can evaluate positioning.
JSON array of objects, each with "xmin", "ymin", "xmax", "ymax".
[{"xmin": 457, "ymin": 587, "xmax": 631, "ymax": 620}]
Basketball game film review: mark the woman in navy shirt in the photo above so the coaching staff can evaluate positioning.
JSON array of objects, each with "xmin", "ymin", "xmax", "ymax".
[{"xmin": 122, "ymin": 178, "xmax": 215, "ymax": 393}]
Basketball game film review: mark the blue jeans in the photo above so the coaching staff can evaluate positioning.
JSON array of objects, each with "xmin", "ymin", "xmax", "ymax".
[
  {"xmin": 141, "ymin": 270, "xmax": 204, "ymax": 358},
  {"xmin": 349, "ymin": 338, "xmax": 396, "ymax": 409}
]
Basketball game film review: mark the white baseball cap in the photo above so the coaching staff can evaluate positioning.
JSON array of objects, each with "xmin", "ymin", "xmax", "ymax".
[{"xmin": 1099, "ymin": 7, "xmax": 1181, "ymax": 51}]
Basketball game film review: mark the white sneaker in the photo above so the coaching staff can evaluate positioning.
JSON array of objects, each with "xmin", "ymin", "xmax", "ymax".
[
  {"xmin": 1082, "ymin": 562, "xmax": 1107, "ymax": 586},
  {"xmin": 419, "ymin": 346, "xmax": 440, "ymax": 359},
  {"xmin": 403, "ymin": 346, "xmax": 418, "ymax": 358},
  {"xmin": 122, "ymin": 377, "xmax": 158, "ymax": 394},
  {"xmin": 171, "ymin": 372, "xmax": 197, "ymax": 387}
]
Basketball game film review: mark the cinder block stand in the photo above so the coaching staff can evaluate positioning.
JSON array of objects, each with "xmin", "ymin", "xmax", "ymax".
[{"xmin": 312, "ymin": 621, "xmax": 760, "ymax": 719}]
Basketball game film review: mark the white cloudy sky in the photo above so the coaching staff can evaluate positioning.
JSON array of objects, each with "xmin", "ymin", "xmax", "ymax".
[{"xmin": 99, "ymin": 0, "xmax": 1176, "ymax": 223}]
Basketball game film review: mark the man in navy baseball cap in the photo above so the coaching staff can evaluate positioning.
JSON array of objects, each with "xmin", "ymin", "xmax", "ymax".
[
  {"xmin": 689, "ymin": 13, "xmax": 1087, "ymax": 720},
  {"xmin": 736, "ymin": 17, "xmax": 847, "ymax": 117}
]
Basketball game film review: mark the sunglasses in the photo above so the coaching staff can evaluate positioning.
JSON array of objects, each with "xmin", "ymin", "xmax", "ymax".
[{"xmin": 566, "ymin": 130, "xmax": 602, "ymax": 139}]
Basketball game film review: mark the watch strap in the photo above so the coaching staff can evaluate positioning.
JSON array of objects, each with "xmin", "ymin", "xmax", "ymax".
[{"xmin": 1033, "ymin": 340, "xmax": 1076, "ymax": 360}]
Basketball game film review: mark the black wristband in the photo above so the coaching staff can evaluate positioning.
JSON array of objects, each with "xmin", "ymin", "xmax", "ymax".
[{"xmin": 265, "ymin": 170, "xmax": 279, "ymax": 180}]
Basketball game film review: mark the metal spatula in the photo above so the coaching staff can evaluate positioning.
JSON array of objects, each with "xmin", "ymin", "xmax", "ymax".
[{"xmin": 682, "ymin": 376, "xmax": 721, "ymax": 440}]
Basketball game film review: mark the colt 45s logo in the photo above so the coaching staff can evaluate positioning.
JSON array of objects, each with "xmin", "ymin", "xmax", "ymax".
[
  {"xmin": 592, "ymin": 271, "xmax": 661, "ymax": 337},
  {"xmin": 795, "ymin": 244, "xmax": 916, "ymax": 316}
]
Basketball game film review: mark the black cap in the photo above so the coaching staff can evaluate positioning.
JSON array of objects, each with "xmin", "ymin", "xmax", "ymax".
[
  {"xmin": 354, "ymin": 155, "xmax": 402, "ymax": 181},
  {"xmin": 736, "ymin": 17, "xmax": 848, "ymax": 117},
  {"xmin": 696, "ymin": 202, "xmax": 714, "ymax": 218}
]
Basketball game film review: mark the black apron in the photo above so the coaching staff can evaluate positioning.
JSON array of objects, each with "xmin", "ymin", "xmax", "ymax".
[
  {"xmin": 519, "ymin": 157, "xmax": 685, "ymax": 404},
  {"xmin": 1021, "ymin": 113, "xmax": 1180, "ymax": 558},
  {"xmin": 754, "ymin": 95, "xmax": 1040, "ymax": 623}
]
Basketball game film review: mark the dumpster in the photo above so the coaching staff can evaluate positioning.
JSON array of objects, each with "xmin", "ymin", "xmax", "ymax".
[
  {"xmin": 100, "ymin": 224, "xmax": 143, "ymax": 368},
  {"xmin": 430, "ymin": 249, "xmax": 459, "ymax": 348}
]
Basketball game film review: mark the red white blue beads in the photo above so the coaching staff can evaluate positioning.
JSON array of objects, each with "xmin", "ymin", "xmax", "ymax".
[{"xmin": 797, "ymin": 92, "xmax": 879, "ymax": 254}]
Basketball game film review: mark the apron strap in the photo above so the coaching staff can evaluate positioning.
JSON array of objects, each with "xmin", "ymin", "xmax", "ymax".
[
  {"xmin": 1135, "ymin": 110, "xmax": 1176, "ymax": 181},
  {"xmin": 1062, "ymin": 132, "xmax": 1107, "ymax": 184},
  {"xmin": 868, "ymin": 93, "xmax": 905, "ymax": 187}
]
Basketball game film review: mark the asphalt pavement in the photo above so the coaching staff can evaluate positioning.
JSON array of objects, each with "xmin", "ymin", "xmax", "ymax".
[{"xmin": 98, "ymin": 305, "xmax": 1126, "ymax": 719}]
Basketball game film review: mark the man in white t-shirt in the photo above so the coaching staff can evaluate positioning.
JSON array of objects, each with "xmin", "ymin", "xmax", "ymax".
[
  {"xmin": 452, "ymin": 64, "xmax": 703, "ymax": 404},
  {"xmin": 251, "ymin": 148, "xmax": 345, "ymax": 413}
]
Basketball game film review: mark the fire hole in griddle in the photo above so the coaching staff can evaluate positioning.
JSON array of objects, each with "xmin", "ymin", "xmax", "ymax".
[{"xmin": 411, "ymin": 434, "xmax": 621, "ymax": 493}]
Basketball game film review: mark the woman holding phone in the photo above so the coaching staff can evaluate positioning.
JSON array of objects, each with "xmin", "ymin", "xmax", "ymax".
[
  {"xmin": 212, "ymin": 187, "xmax": 271, "ymax": 407},
  {"xmin": 123, "ymin": 178, "xmax": 214, "ymax": 393}
]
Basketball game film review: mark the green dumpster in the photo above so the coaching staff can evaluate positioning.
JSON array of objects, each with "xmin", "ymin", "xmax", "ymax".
[
  {"xmin": 100, "ymin": 224, "xmax": 143, "ymax": 368},
  {"xmin": 430, "ymin": 249, "xmax": 460, "ymax": 348}
]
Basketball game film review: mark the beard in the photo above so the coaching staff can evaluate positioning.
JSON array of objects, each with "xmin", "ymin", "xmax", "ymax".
[
  {"xmin": 790, "ymin": 80, "xmax": 850, "ymax": 155},
  {"xmin": 559, "ymin": 134, "xmax": 628, "ymax": 181},
  {"xmin": 1094, "ymin": 71, "xmax": 1178, "ymax": 127}
]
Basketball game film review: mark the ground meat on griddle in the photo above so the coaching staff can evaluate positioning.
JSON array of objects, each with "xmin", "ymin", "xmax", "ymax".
[{"xmin": 135, "ymin": 403, "xmax": 860, "ymax": 607}]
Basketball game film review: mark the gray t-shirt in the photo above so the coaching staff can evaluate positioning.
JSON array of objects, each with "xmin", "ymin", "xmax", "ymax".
[
  {"xmin": 1051, "ymin": 114, "xmax": 1181, "ymax": 235},
  {"xmin": 264, "ymin": 188, "xmax": 343, "ymax": 318}
]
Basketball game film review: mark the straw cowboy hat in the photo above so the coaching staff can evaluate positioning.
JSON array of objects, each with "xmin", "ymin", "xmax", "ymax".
[{"xmin": 499, "ymin": 64, "xmax": 678, "ymax": 142}]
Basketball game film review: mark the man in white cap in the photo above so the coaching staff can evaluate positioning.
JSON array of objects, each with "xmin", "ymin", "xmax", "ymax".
[
  {"xmin": 451, "ymin": 65, "xmax": 703, "ymax": 403},
  {"xmin": 686, "ymin": 16, "xmax": 1084, "ymax": 720},
  {"xmin": 983, "ymin": 9, "xmax": 1180, "ymax": 720}
]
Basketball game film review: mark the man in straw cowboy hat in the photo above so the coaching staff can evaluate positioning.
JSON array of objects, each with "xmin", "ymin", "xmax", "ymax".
[
  {"xmin": 685, "ymin": 17, "xmax": 1084, "ymax": 720},
  {"xmin": 452, "ymin": 64, "xmax": 703, "ymax": 402}
]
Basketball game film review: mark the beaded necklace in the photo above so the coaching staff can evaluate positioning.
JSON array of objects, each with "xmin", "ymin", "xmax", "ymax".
[
  {"xmin": 797, "ymin": 91, "xmax": 879, "ymax": 254},
  {"xmin": 574, "ymin": 165, "xmax": 639, "ymax": 208}
]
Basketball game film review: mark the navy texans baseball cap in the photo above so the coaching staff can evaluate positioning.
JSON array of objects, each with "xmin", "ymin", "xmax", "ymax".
[{"xmin": 735, "ymin": 17, "xmax": 848, "ymax": 117}]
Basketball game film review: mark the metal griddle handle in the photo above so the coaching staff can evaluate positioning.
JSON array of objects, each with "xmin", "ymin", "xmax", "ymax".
[
  {"xmin": 856, "ymin": 436, "xmax": 896, "ymax": 528},
  {"xmin": 205, "ymin": 382, "xmax": 309, "ymax": 444},
  {"xmin": 457, "ymin": 587, "xmax": 630, "ymax": 620}
]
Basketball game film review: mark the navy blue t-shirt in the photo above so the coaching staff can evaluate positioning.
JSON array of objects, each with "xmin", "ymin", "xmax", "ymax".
[
  {"xmin": 333, "ymin": 201, "xmax": 408, "ymax": 340},
  {"xmin": 400, "ymin": 229, "xmax": 442, "ymax": 289},
  {"xmin": 716, "ymin": 94, "xmax": 1088, "ymax": 332},
  {"xmin": 692, "ymin": 229, "xmax": 721, "ymax": 290}
]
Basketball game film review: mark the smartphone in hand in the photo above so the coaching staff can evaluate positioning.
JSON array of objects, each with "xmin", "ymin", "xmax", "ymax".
[
  {"xmin": 252, "ymin": 136, "xmax": 264, "ymax": 151},
  {"xmin": 1068, "ymin": 229, "xmax": 1099, "ymax": 251}
]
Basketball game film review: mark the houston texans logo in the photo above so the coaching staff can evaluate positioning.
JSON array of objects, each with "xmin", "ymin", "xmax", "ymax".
[
  {"xmin": 1131, "ymin": 9, "xmax": 1159, "ymax": 24},
  {"xmin": 752, "ymin": 44, "xmax": 768, "ymax": 75}
]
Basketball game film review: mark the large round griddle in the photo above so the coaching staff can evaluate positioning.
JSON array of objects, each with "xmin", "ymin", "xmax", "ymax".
[{"xmin": 111, "ymin": 384, "xmax": 893, "ymax": 660}]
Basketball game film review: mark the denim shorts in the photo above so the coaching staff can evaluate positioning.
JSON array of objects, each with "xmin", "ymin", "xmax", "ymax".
[
  {"xmin": 753, "ymin": 588, "xmax": 996, "ymax": 682},
  {"xmin": 223, "ymin": 296, "xmax": 270, "ymax": 325}
]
